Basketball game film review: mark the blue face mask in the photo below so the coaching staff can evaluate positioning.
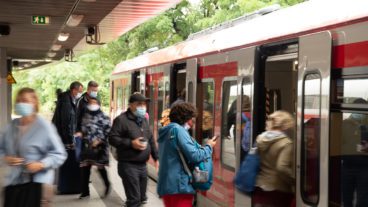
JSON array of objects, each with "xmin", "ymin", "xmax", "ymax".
[
  {"xmin": 90, "ymin": 91, "xmax": 98, "ymax": 98},
  {"xmin": 134, "ymin": 107, "xmax": 146, "ymax": 118},
  {"xmin": 15, "ymin": 103, "xmax": 34, "ymax": 117}
]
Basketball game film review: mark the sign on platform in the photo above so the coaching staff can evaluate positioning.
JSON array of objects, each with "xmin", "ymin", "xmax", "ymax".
[
  {"xmin": 32, "ymin": 16, "xmax": 50, "ymax": 25},
  {"xmin": 7, "ymin": 73, "xmax": 16, "ymax": 84}
]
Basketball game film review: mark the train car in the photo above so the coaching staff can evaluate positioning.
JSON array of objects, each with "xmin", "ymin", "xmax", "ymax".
[{"xmin": 110, "ymin": 0, "xmax": 368, "ymax": 206}]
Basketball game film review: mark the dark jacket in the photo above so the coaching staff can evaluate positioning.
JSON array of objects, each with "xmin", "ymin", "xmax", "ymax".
[
  {"xmin": 81, "ymin": 110, "xmax": 111, "ymax": 165},
  {"xmin": 52, "ymin": 91, "xmax": 78, "ymax": 145},
  {"xmin": 76, "ymin": 92, "xmax": 89, "ymax": 132},
  {"xmin": 108, "ymin": 109, "xmax": 158, "ymax": 163}
]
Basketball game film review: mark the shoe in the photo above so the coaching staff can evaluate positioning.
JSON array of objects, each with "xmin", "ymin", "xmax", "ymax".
[
  {"xmin": 79, "ymin": 193, "xmax": 90, "ymax": 199},
  {"xmin": 103, "ymin": 183, "xmax": 111, "ymax": 199},
  {"xmin": 141, "ymin": 200, "xmax": 147, "ymax": 204}
]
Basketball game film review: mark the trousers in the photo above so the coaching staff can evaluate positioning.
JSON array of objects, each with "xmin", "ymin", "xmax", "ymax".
[{"xmin": 118, "ymin": 162, "xmax": 148, "ymax": 207}]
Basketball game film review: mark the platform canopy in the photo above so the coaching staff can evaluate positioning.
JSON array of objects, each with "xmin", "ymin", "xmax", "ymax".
[{"xmin": 0, "ymin": 0, "xmax": 181, "ymax": 69}]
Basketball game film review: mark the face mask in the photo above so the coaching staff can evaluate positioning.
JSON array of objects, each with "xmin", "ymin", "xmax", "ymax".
[
  {"xmin": 87, "ymin": 104, "xmax": 100, "ymax": 111},
  {"xmin": 134, "ymin": 107, "xmax": 146, "ymax": 118},
  {"xmin": 351, "ymin": 113, "xmax": 365, "ymax": 121},
  {"xmin": 183, "ymin": 123, "xmax": 191, "ymax": 130},
  {"xmin": 15, "ymin": 103, "xmax": 34, "ymax": 117},
  {"xmin": 75, "ymin": 92, "xmax": 82, "ymax": 99},
  {"xmin": 90, "ymin": 91, "xmax": 98, "ymax": 98}
]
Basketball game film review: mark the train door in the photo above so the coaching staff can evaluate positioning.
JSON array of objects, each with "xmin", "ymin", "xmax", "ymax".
[
  {"xmin": 296, "ymin": 31, "xmax": 332, "ymax": 207},
  {"xmin": 230, "ymin": 47, "xmax": 255, "ymax": 207},
  {"xmin": 197, "ymin": 53, "xmax": 238, "ymax": 207},
  {"xmin": 170, "ymin": 62, "xmax": 187, "ymax": 105},
  {"xmin": 186, "ymin": 58, "xmax": 198, "ymax": 105},
  {"xmin": 146, "ymin": 65, "xmax": 167, "ymax": 179}
]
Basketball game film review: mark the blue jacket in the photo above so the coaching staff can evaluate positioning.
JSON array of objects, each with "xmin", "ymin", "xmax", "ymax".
[
  {"xmin": 0, "ymin": 116, "xmax": 67, "ymax": 186},
  {"xmin": 157, "ymin": 123, "xmax": 212, "ymax": 196}
]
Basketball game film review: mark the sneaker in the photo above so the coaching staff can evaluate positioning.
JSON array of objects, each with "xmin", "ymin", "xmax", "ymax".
[{"xmin": 79, "ymin": 193, "xmax": 90, "ymax": 199}]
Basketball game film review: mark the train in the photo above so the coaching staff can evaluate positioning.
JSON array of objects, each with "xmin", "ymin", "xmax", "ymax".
[{"xmin": 110, "ymin": 0, "xmax": 368, "ymax": 206}]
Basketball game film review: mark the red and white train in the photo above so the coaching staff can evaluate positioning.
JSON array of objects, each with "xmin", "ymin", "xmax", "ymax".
[{"xmin": 110, "ymin": 0, "xmax": 368, "ymax": 206}]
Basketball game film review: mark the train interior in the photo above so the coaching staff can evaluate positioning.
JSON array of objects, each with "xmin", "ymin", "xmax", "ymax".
[
  {"xmin": 171, "ymin": 63, "xmax": 187, "ymax": 105},
  {"xmin": 260, "ymin": 42, "xmax": 299, "ymax": 138}
]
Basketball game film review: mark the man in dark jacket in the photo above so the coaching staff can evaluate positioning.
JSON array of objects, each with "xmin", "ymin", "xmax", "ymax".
[
  {"xmin": 76, "ymin": 80, "xmax": 99, "ymax": 134},
  {"xmin": 109, "ymin": 93, "xmax": 158, "ymax": 207},
  {"xmin": 52, "ymin": 81, "xmax": 83, "ymax": 194}
]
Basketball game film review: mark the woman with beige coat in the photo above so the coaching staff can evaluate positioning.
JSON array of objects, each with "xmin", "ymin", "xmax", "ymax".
[{"xmin": 253, "ymin": 111, "xmax": 295, "ymax": 207}]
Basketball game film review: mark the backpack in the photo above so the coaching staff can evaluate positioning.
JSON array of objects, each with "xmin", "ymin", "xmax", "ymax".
[
  {"xmin": 234, "ymin": 147, "xmax": 260, "ymax": 193},
  {"xmin": 171, "ymin": 127, "xmax": 213, "ymax": 191}
]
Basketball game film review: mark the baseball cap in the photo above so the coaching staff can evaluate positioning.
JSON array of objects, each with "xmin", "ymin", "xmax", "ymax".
[{"xmin": 129, "ymin": 93, "xmax": 149, "ymax": 103}]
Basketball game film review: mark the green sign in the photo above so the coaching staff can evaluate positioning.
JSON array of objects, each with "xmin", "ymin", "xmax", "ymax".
[{"xmin": 32, "ymin": 16, "xmax": 50, "ymax": 25}]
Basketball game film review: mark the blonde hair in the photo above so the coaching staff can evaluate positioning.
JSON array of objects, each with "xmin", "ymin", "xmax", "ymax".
[
  {"xmin": 16, "ymin": 87, "xmax": 40, "ymax": 113},
  {"xmin": 266, "ymin": 110, "xmax": 294, "ymax": 131}
]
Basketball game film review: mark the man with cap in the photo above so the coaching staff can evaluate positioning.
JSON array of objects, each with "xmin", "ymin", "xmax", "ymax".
[{"xmin": 109, "ymin": 93, "xmax": 158, "ymax": 207}]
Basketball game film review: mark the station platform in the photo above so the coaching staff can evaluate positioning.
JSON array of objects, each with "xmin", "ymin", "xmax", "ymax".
[{"xmin": 0, "ymin": 157, "xmax": 163, "ymax": 207}]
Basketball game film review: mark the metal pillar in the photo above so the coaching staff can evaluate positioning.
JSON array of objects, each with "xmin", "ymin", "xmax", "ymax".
[{"xmin": 0, "ymin": 48, "xmax": 11, "ymax": 129}]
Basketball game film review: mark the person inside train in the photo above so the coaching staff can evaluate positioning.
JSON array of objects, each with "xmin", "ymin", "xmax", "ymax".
[
  {"xmin": 157, "ymin": 102, "xmax": 217, "ymax": 207},
  {"xmin": 159, "ymin": 108, "xmax": 171, "ymax": 128},
  {"xmin": 240, "ymin": 95, "xmax": 251, "ymax": 158},
  {"xmin": 171, "ymin": 88, "xmax": 186, "ymax": 107},
  {"xmin": 341, "ymin": 98, "xmax": 368, "ymax": 207},
  {"xmin": 0, "ymin": 87, "xmax": 67, "ymax": 206},
  {"xmin": 202, "ymin": 91, "xmax": 214, "ymax": 140},
  {"xmin": 79, "ymin": 97, "xmax": 111, "ymax": 199},
  {"xmin": 253, "ymin": 110, "xmax": 295, "ymax": 207}
]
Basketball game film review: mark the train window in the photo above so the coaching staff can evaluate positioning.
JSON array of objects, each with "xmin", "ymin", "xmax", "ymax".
[
  {"xmin": 117, "ymin": 87, "xmax": 123, "ymax": 115},
  {"xmin": 202, "ymin": 81, "xmax": 215, "ymax": 140},
  {"xmin": 164, "ymin": 81, "xmax": 170, "ymax": 109},
  {"xmin": 157, "ymin": 81, "xmax": 164, "ymax": 130},
  {"xmin": 188, "ymin": 81, "xmax": 193, "ymax": 103},
  {"xmin": 241, "ymin": 77, "xmax": 252, "ymax": 159},
  {"xmin": 329, "ymin": 112, "xmax": 368, "ymax": 207},
  {"xmin": 301, "ymin": 73, "xmax": 321, "ymax": 205},
  {"xmin": 334, "ymin": 77, "xmax": 368, "ymax": 104},
  {"xmin": 148, "ymin": 85, "xmax": 155, "ymax": 132},
  {"xmin": 221, "ymin": 79, "xmax": 238, "ymax": 170}
]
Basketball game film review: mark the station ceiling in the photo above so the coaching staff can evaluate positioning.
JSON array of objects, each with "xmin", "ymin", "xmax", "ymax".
[{"xmin": 0, "ymin": 0, "xmax": 181, "ymax": 69}]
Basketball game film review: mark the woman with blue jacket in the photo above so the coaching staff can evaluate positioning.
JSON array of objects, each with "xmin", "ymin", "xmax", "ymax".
[
  {"xmin": 0, "ymin": 87, "xmax": 67, "ymax": 207},
  {"xmin": 157, "ymin": 102, "xmax": 217, "ymax": 207}
]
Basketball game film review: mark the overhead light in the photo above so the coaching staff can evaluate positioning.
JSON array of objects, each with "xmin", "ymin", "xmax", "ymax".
[
  {"xmin": 51, "ymin": 44, "xmax": 62, "ymax": 51},
  {"xmin": 66, "ymin": 14, "xmax": 84, "ymax": 27},
  {"xmin": 47, "ymin": 52, "xmax": 57, "ymax": 57},
  {"xmin": 58, "ymin": 33, "xmax": 69, "ymax": 41},
  {"xmin": 45, "ymin": 58, "xmax": 52, "ymax": 62}
]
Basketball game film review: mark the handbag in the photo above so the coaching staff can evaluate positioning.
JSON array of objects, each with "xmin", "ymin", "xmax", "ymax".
[
  {"xmin": 234, "ymin": 147, "xmax": 260, "ymax": 193},
  {"xmin": 74, "ymin": 135, "xmax": 82, "ymax": 161},
  {"xmin": 171, "ymin": 127, "xmax": 213, "ymax": 191}
]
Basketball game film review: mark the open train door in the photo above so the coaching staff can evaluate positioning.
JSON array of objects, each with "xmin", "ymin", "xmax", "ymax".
[
  {"xmin": 296, "ymin": 31, "xmax": 332, "ymax": 207},
  {"xmin": 232, "ymin": 47, "xmax": 255, "ymax": 207},
  {"xmin": 186, "ymin": 58, "xmax": 198, "ymax": 106}
]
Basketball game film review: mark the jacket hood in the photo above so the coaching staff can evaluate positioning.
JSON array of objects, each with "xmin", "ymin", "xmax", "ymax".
[
  {"xmin": 257, "ymin": 130, "xmax": 288, "ymax": 151},
  {"xmin": 158, "ymin": 122, "xmax": 183, "ymax": 143}
]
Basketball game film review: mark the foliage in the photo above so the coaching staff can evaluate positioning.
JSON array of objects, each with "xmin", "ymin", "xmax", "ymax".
[{"xmin": 13, "ymin": 0, "xmax": 305, "ymax": 116}]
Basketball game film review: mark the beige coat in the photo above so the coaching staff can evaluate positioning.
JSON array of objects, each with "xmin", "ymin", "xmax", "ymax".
[{"xmin": 255, "ymin": 131, "xmax": 294, "ymax": 193}]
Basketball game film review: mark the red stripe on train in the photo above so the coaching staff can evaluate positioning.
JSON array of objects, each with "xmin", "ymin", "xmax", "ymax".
[{"xmin": 333, "ymin": 41, "xmax": 368, "ymax": 68}]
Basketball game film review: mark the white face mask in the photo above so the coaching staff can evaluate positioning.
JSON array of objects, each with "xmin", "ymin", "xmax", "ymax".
[
  {"xmin": 87, "ymin": 104, "xmax": 100, "ymax": 111},
  {"xmin": 183, "ymin": 123, "xmax": 191, "ymax": 130},
  {"xmin": 75, "ymin": 92, "xmax": 82, "ymax": 99}
]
